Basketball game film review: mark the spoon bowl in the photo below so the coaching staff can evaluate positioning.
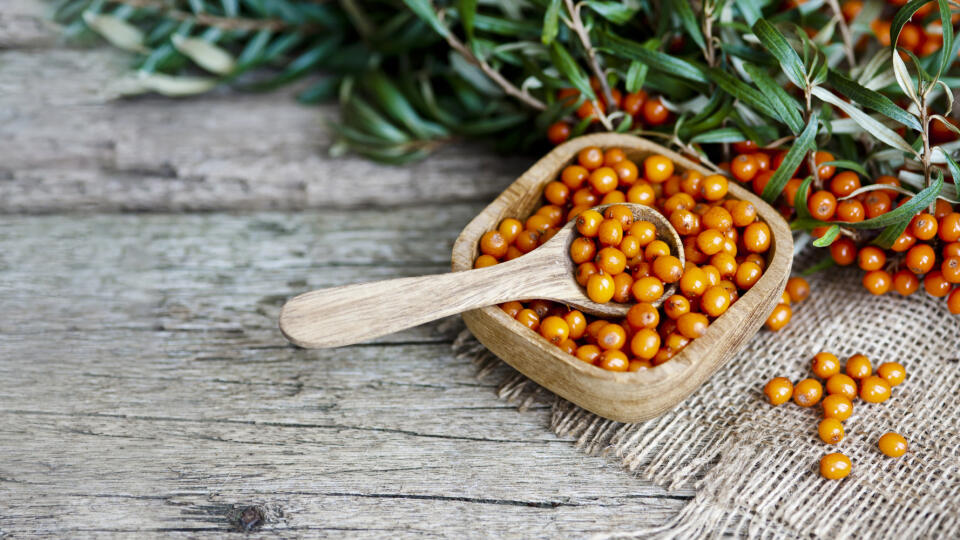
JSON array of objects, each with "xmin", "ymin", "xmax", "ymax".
[{"xmin": 450, "ymin": 133, "xmax": 793, "ymax": 422}]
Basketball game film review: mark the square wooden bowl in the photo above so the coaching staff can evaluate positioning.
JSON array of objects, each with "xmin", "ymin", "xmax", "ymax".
[{"xmin": 451, "ymin": 133, "xmax": 793, "ymax": 423}]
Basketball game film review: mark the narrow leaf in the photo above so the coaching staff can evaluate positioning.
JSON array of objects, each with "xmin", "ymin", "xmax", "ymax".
[
  {"xmin": 761, "ymin": 112, "xmax": 819, "ymax": 203},
  {"xmin": 818, "ymin": 160, "xmax": 868, "ymax": 177},
  {"xmin": 542, "ymin": 0, "xmax": 560, "ymax": 44},
  {"xmin": 743, "ymin": 63, "xmax": 805, "ymax": 134},
  {"xmin": 690, "ymin": 127, "xmax": 748, "ymax": 143},
  {"xmin": 845, "ymin": 170, "xmax": 944, "ymax": 229},
  {"xmin": 890, "ymin": 0, "xmax": 930, "ymax": 52},
  {"xmin": 549, "ymin": 41, "xmax": 596, "ymax": 100},
  {"xmin": 794, "ymin": 175, "xmax": 814, "ymax": 220},
  {"xmin": 403, "ymin": 0, "xmax": 449, "ymax": 37},
  {"xmin": 171, "ymin": 35, "xmax": 236, "ymax": 75},
  {"xmin": 812, "ymin": 225, "xmax": 840, "ymax": 247},
  {"xmin": 935, "ymin": 0, "xmax": 954, "ymax": 80},
  {"xmin": 872, "ymin": 220, "xmax": 911, "ymax": 249},
  {"xmin": 891, "ymin": 50, "xmax": 919, "ymax": 105},
  {"xmin": 706, "ymin": 67, "xmax": 780, "ymax": 121},
  {"xmin": 943, "ymin": 153, "xmax": 960, "ymax": 201},
  {"xmin": 811, "ymin": 86, "xmax": 917, "ymax": 156},
  {"xmin": 134, "ymin": 71, "xmax": 218, "ymax": 96},
  {"xmin": 827, "ymin": 70, "xmax": 922, "ymax": 131},
  {"xmin": 583, "ymin": 1, "xmax": 639, "ymax": 24},
  {"xmin": 736, "ymin": 0, "xmax": 762, "ymax": 26},
  {"xmin": 625, "ymin": 60, "xmax": 648, "ymax": 93},
  {"xmin": 597, "ymin": 32, "xmax": 709, "ymax": 84},
  {"xmin": 675, "ymin": 1, "xmax": 706, "ymax": 51},
  {"xmin": 82, "ymin": 12, "xmax": 147, "ymax": 53},
  {"xmin": 752, "ymin": 19, "xmax": 806, "ymax": 88}
]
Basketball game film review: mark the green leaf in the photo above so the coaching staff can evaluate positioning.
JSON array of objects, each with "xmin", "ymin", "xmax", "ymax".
[
  {"xmin": 735, "ymin": 0, "xmax": 763, "ymax": 26},
  {"xmin": 402, "ymin": 0, "xmax": 449, "ymax": 37},
  {"xmin": 871, "ymin": 219, "xmax": 911, "ymax": 249},
  {"xmin": 794, "ymin": 175, "xmax": 814, "ymax": 220},
  {"xmin": 743, "ymin": 63, "xmax": 805, "ymax": 134},
  {"xmin": 625, "ymin": 60, "xmax": 648, "ymax": 93},
  {"xmin": 82, "ymin": 12, "xmax": 147, "ymax": 53},
  {"xmin": 761, "ymin": 111, "xmax": 818, "ymax": 203},
  {"xmin": 847, "ymin": 170, "xmax": 943, "ymax": 229},
  {"xmin": 456, "ymin": 0, "xmax": 477, "ymax": 41},
  {"xmin": 364, "ymin": 71, "xmax": 448, "ymax": 139},
  {"xmin": 597, "ymin": 32, "xmax": 709, "ymax": 84},
  {"xmin": 542, "ymin": 0, "xmax": 560, "ymax": 44},
  {"xmin": 943, "ymin": 153, "xmax": 960, "ymax": 200},
  {"xmin": 171, "ymin": 34, "xmax": 236, "ymax": 75},
  {"xmin": 674, "ymin": 1, "xmax": 706, "ymax": 51},
  {"xmin": 934, "ymin": 0, "xmax": 953, "ymax": 80},
  {"xmin": 826, "ymin": 70, "xmax": 922, "ymax": 131},
  {"xmin": 752, "ymin": 19, "xmax": 806, "ymax": 89},
  {"xmin": 297, "ymin": 76, "xmax": 341, "ymax": 104},
  {"xmin": 549, "ymin": 41, "xmax": 596, "ymax": 100},
  {"xmin": 889, "ymin": 0, "xmax": 929, "ymax": 53},
  {"xmin": 705, "ymin": 67, "xmax": 780, "ymax": 121},
  {"xmin": 818, "ymin": 160, "xmax": 868, "ymax": 177},
  {"xmin": 583, "ymin": 1, "xmax": 639, "ymax": 25},
  {"xmin": 343, "ymin": 95, "xmax": 410, "ymax": 144},
  {"xmin": 690, "ymin": 127, "xmax": 748, "ymax": 143},
  {"xmin": 810, "ymin": 86, "xmax": 917, "ymax": 157},
  {"xmin": 812, "ymin": 224, "xmax": 840, "ymax": 247}
]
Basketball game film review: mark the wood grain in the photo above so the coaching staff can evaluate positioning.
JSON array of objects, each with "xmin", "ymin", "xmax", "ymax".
[{"xmin": 451, "ymin": 133, "xmax": 794, "ymax": 423}]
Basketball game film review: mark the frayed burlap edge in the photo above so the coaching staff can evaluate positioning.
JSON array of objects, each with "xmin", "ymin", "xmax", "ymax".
[{"xmin": 451, "ymin": 264, "xmax": 960, "ymax": 540}]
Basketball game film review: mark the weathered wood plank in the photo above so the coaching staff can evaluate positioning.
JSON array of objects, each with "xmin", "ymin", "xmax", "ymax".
[{"xmin": 0, "ymin": 209, "xmax": 691, "ymax": 537}]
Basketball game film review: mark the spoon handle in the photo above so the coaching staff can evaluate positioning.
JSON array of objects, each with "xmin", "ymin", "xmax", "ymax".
[{"xmin": 279, "ymin": 259, "xmax": 536, "ymax": 348}]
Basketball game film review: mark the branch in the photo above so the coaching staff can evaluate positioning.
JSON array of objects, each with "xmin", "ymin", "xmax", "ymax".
[
  {"xmin": 825, "ymin": 0, "xmax": 856, "ymax": 69},
  {"xmin": 564, "ymin": 0, "xmax": 616, "ymax": 130},
  {"xmin": 104, "ymin": 0, "xmax": 317, "ymax": 32}
]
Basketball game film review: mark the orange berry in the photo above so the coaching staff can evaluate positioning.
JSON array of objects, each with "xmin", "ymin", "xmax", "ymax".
[
  {"xmin": 597, "ymin": 218, "xmax": 624, "ymax": 246},
  {"xmin": 701, "ymin": 285, "xmax": 731, "ymax": 317},
  {"xmin": 626, "ymin": 182, "xmax": 656, "ymax": 205},
  {"xmin": 786, "ymin": 276, "xmax": 810, "ymax": 302},
  {"xmin": 911, "ymin": 212, "xmax": 939, "ymax": 240},
  {"xmin": 808, "ymin": 190, "xmax": 837, "ymax": 220},
  {"xmin": 891, "ymin": 229, "xmax": 917, "ymax": 252},
  {"xmin": 630, "ymin": 328, "xmax": 661, "ymax": 360},
  {"xmin": 578, "ymin": 146, "xmax": 604, "ymax": 169},
  {"xmin": 539, "ymin": 316, "xmax": 570, "ymax": 344},
  {"xmin": 621, "ymin": 90, "xmax": 647, "ymax": 116},
  {"xmin": 643, "ymin": 155, "xmax": 674, "ymax": 183},
  {"xmin": 642, "ymin": 97, "xmax": 670, "ymax": 126},
  {"xmin": 814, "ymin": 151, "xmax": 836, "ymax": 180},
  {"xmin": 597, "ymin": 350, "xmax": 629, "ymax": 371},
  {"xmin": 626, "ymin": 302, "xmax": 660, "ymax": 329},
  {"xmin": 731, "ymin": 200, "xmax": 757, "ymax": 227},
  {"xmin": 679, "ymin": 266, "xmax": 709, "ymax": 297},
  {"xmin": 612, "ymin": 273, "xmax": 634, "ymax": 303},
  {"xmin": 862, "ymin": 269, "xmax": 892, "ymax": 295},
  {"xmin": 563, "ymin": 310, "xmax": 587, "ymax": 339},
  {"xmin": 735, "ymin": 261, "xmax": 763, "ymax": 290},
  {"xmin": 836, "ymin": 199, "xmax": 865, "ymax": 223},
  {"xmin": 764, "ymin": 377, "xmax": 794, "ymax": 405},
  {"xmin": 575, "ymin": 344, "xmax": 601, "ymax": 364},
  {"xmin": 700, "ymin": 174, "xmax": 729, "ymax": 201},
  {"xmin": 632, "ymin": 276, "xmax": 664, "ymax": 303},
  {"xmin": 516, "ymin": 308, "xmax": 540, "ymax": 330},
  {"xmin": 893, "ymin": 269, "xmax": 920, "ymax": 296},
  {"xmin": 830, "ymin": 171, "xmax": 861, "ymax": 197},
  {"xmin": 940, "ymin": 212, "xmax": 960, "ymax": 242},
  {"xmin": 864, "ymin": 191, "xmax": 892, "ymax": 219},
  {"xmin": 652, "ymin": 255, "xmax": 684, "ymax": 283},
  {"xmin": 589, "ymin": 167, "xmax": 619, "ymax": 194},
  {"xmin": 587, "ymin": 273, "xmax": 615, "ymax": 303},
  {"xmin": 569, "ymin": 237, "xmax": 597, "ymax": 264},
  {"xmin": 596, "ymin": 247, "xmax": 627, "ymax": 275},
  {"xmin": 942, "ymin": 257, "xmax": 960, "ymax": 283},
  {"xmin": 876, "ymin": 361, "xmax": 906, "ymax": 387},
  {"xmin": 765, "ymin": 303, "xmax": 791, "ymax": 331},
  {"xmin": 628, "ymin": 359, "xmax": 653, "ymax": 372},
  {"xmin": 859, "ymin": 375, "xmax": 891, "ymax": 403},
  {"xmin": 629, "ymin": 220, "xmax": 657, "ymax": 246},
  {"xmin": 576, "ymin": 99, "xmax": 605, "ymax": 123},
  {"xmin": 731, "ymin": 154, "xmax": 759, "ymax": 182},
  {"xmin": 547, "ymin": 122, "xmax": 571, "ymax": 145},
  {"xmin": 595, "ymin": 323, "xmax": 627, "ymax": 350},
  {"xmin": 857, "ymin": 246, "xmax": 886, "ymax": 271},
  {"xmin": 604, "ymin": 204, "xmax": 635, "ymax": 229},
  {"xmin": 474, "ymin": 254, "xmax": 498, "ymax": 268},
  {"xmin": 544, "ymin": 181, "xmax": 570, "ymax": 206},
  {"xmin": 878, "ymin": 432, "xmax": 907, "ymax": 458},
  {"xmin": 821, "ymin": 394, "xmax": 853, "ymax": 421},
  {"xmin": 677, "ymin": 312, "xmax": 709, "ymax": 339},
  {"xmin": 644, "ymin": 240, "xmax": 671, "ymax": 259},
  {"xmin": 500, "ymin": 301, "xmax": 523, "ymax": 318},
  {"xmin": 480, "ymin": 230, "xmax": 508, "ymax": 258},
  {"xmin": 818, "ymin": 418, "xmax": 845, "ymax": 445},
  {"xmin": 846, "ymin": 354, "xmax": 872, "ymax": 379},
  {"xmin": 663, "ymin": 294, "xmax": 691, "ymax": 320},
  {"xmin": 820, "ymin": 453, "xmax": 852, "ymax": 480},
  {"xmin": 949, "ymin": 287, "xmax": 960, "ymax": 314},
  {"xmin": 743, "ymin": 222, "xmax": 772, "ymax": 253},
  {"xmin": 561, "ymin": 165, "xmax": 590, "ymax": 189},
  {"xmin": 924, "ymin": 271, "xmax": 952, "ymax": 297},
  {"xmin": 794, "ymin": 378, "xmax": 823, "ymax": 407},
  {"xmin": 826, "ymin": 373, "xmax": 858, "ymax": 400},
  {"xmin": 812, "ymin": 352, "xmax": 841, "ymax": 379},
  {"xmin": 830, "ymin": 238, "xmax": 856, "ymax": 266}
]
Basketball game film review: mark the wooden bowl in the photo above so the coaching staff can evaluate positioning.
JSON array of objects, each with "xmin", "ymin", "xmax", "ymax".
[{"xmin": 450, "ymin": 133, "xmax": 793, "ymax": 423}]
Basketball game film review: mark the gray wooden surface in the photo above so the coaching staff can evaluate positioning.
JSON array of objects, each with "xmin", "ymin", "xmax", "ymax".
[{"xmin": 0, "ymin": 3, "xmax": 692, "ymax": 537}]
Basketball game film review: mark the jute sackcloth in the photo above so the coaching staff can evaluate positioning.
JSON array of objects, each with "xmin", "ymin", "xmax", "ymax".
[{"xmin": 452, "ymin": 249, "xmax": 960, "ymax": 539}]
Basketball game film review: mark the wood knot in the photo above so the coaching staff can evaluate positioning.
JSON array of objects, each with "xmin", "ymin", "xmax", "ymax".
[{"xmin": 236, "ymin": 506, "xmax": 263, "ymax": 532}]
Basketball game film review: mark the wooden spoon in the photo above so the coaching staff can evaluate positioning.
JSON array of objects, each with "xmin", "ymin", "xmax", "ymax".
[{"xmin": 279, "ymin": 203, "xmax": 682, "ymax": 349}]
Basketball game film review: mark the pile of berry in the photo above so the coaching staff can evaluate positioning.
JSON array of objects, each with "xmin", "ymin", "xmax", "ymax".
[
  {"xmin": 474, "ymin": 146, "xmax": 809, "ymax": 372},
  {"xmin": 764, "ymin": 353, "xmax": 908, "ymax": 480},
  {"xmin": 546, "ymin": 84, "xmax": 672, "ymax": 146}
]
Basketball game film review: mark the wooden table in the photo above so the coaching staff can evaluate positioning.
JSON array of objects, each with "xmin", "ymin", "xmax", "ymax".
[{"xmin": 0, "ymin": 3, "xmax": 692, "ymax": 536}]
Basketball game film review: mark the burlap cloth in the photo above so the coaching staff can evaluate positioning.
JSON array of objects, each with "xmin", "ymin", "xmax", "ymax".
[{"xmin": 452, "ymin": 248, "xmax": 960, "ymax": 539}]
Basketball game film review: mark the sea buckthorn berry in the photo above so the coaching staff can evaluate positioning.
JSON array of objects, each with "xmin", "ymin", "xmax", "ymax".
[
  {"xmin": 528, "ymin": 300, "xmax": 553, "ymax": 318},
  {"xmin": 597, "ymin": 247, "xmax": 627, "ymax": 275},
  {"xmin": 664, "ymin": 332, "xmax": 690, "ymax": 353},
  {"xmin": 680, "ymin": 171, "xmax": 702, "ymax": 196},
  {"xmin": 822, "ymin": 394, "xmax": 853, "ymax": 421},
  {"xmin": 632, "ymin": 276, "xmax": 665, "ymax": 303},
  {"xmin": 696, "ymin": 229, "xmax": 725, "ymax": 256},
  {"xmin": 743, "ymin": 222, "xmax": 771, "ymax": 253},
  {"xmin": 544, "ymin": 181, "xmax": 570, "ymax": 206},
  {"xmin": 911, "ymin": 212, "xmax": 939, "ymax": 240},
  {"xmin": 603, "ymin": 148, "xmax": 626, "ymax": 166},
  {"xmin": 619, "ymin": 235, "xmax": 641, "ymax": 259},
  {"xmin": 864, "ymin": 191, "xmax": 892, "ymax": 219},
  {"xmin": 516, "ymin": 309, "xmax": 540, "ymax": 330},
  {"xmin": 934, "ymin": 198, "xmax": 953, "ymax": 219},
  {"xmin": 680, "ymin": 266, "xmax": 708, "ymax": 297},
  {"xmin": 820, "ymin": 453, "xmax": 852, "ymax": 480},
  {"xmin": 940, "ymin": 213, "xmax": 960, "ymax": 242},
  {"xmin": 818, "ymin": 418, "xmax": 845, "ymax": 445},
  {"xmin": 614, "ymin": 160, "xmax": 639, "ymax": 185},
  {"xmin": 644, "ymin": 155, "xmax": 674, "ymax": 183},
  {"xmin": 572, "ymin": 188, "xmax": 599, "ymax": 207},
  {"xmin": 830, "ymin": 238, "xmax": 856, "ymax": 266},
  {"xmin": 875, "ymin": 175, "xmax": 900, "ymax": 198},
  {"xmin": 662, "ymin": 176, "xmax": 682, "ymax": 197},
  {"xmin": 539, "ymin": 316, "xmax": 570, "ymax": 344},
  {"xmin": 587, "ymin": 273, "xmax": 616, "ymax": 303},
  {"xmin": 794, "ymin": 378, "xmax": 823, "ymax": 407},
  {"xmin": 710, "ymin": 253, "xmax": 738, "ymax": 278},
  {"xmin": 862, "ymin": 270, "xmax": 892, "ymax": 295},
  {"xmin": 479, "ymin": 231, "xmax": 508, "ymax": 258},
  {"xmin": 498, "ymin": 218, "xmax": 523, "ymax": 244},
  {"xmin": 860, "ymin": 375, "xmax": 891, "ymax": 403},
  {"xmin": 547, "ymin": 122, "xmax": 571, "ymax": 144},
  {"xmin": 826, "ymin": 373, "xmax": 858, "ymax": 400},
  {"xmin": 677, "ymin": 312, "xmax": 709, "ymax": 339},
  {"xmin": 891, "ymin": 229, "xmax": 916, "ymax": 252},
  {"xmin": 663, "ymin": 192, "xmax": 696, "ymax": 214},
  {"xmin": 597, "ymin": 350, "xmax": 629, "ymax": 371},
  {"xmin": 600, "ymin": 191, "xmax": 626, "ymax": 207},
  {"xmin": 576, "ymin": 209, "xmax": 604, "ymax": 237},
  {"xmin": 904, "ymin": 243, "xmax": 935, "ymax": 275},
  {"xmin": 645, "ymin": 240, "xmax": 671, "ymax": 259},
  {"xmin": 780, "ymin": 291, "xmax": 791, "ymax": 305},
  {"xmin": 629, "ymin": 220, "xmax": 657, "ymax": 246},
  {"xmin": 752, "ymin": 171, "xmax": 772, "ymax": 195},
  {"xmin": 893, "ymin": 269, "xmax": 920, "ymax": 296},
  {"xmin": 563, "ymin": 310, "xmax": 587, "ymax": 339},
  {"xmin": 628, "ymin": 359, "xmax": 652, "ymax": 372},
  {"xmin": 575, "ymin": 262, "xmax": 599, "ymax": 287},
  {"xmin": 786, "ymin": 276, "xmax": 810, "ymax": 303},
  {"xmin": 597, "ymin": 219, "xmax": 624, "ymax": 246},
  {"xmin": 846, "ymin": 354, "xmax": 871, "ymax": 379},
  {"xmin": 642, "ymin": 97, "xmax": 670, "ymax": 126},
  {"xmin": 501, "ymin": 301, "xmax": 523, "ymax": 318},
  {"xmin": 700, "ymin": 174, "xmax": 729, "ymax": 201},
  {"xmin": 604, "ymin": 204, "xmax": 634, "ymax": 229},
  {"xmin": 525, "ymin": 214, "xmax": 552, "ymax": 234},
  {"xmin": 946, "ymin": 242, "xmax": 960, "ymax": 259},
  {"xmin": 652, "ymin": 255, "xmax": 683, "ymax": 283},
  {"xmin": 596, "ymin": 323, "xmax": 627, "ymax": 350},
  {"xmin": 783, "ymin": 178, "xmax": 808, "ymax": 207},
  {"xmin": 764, "ymin": 377, "xmax": 793, "ymax": 406},
  {"xmin": 664, "ymin": 295, "xmax": 691, "ymax": 320},
  {"xmin": 857, "ymin": 246, "xmax": 886, "ymax": 271},
  {"xmin": 808, "ymin": 190, "xmax": 837, "ymax": 221},
  {"xmin": 575, "ymin": 344, "xmax": 601, "ymax": 363},
  {"xmin": 515, "ymin": 230, "xmax": 540, "ymax": 253},
  {"xmin": 701, "ymin": 285, "xmax": 732, "ymax": 317},
  {"xmin": 812, "ymin": 352, "xmax": 841, "ymax": 379},
  {"xmin": 626, "ymin": 182, "xmax": 656, "ymax": 205},
  {"xmin": 576, "ymin": 100, "xmax": 605, "ymax": 123},
  {"xmin": 621, "ymin": 90, "xmax": 647, "ymax": 116},
  {"xmin": 558, "ymin": 339, "xmax": 577, "ymax": 355},
  {"xmin": 830, "ymin": 171, "xmax": 861, "ymax": 197},
  {"xmin": 612, "ymin": 273, "xmax": 634, "ymax": 303},
  {"xmin": 702, "ymin": 206, "xmax": 733, "ymax": 231},
  {"xmin": 630, "ymin": 328, "xmax": 661, "ymax": 360},
  {"xmin": 815, "ymin": 151, "xmax": 836, "ymax": 180},
  {"xmin": 731, "ymin": 154, "xmax": 759, "ymax": 182},
  {"xmin": 753, "ymin": 152, "xmax": 771, "ymax": 171},
  {"xmin": 924, "ymin": 271, "xmax": 951, "ymax": 297},
  {"xmin": 569, "ymin": 237, "xmax": 596, "ymax": 264},
  {"xmin": 474, "ymin": 254, "xmax": 498, "ymax": 268},
  {"xmin": 578, "ymin": 147, "xmax": 604, "ymax": 169},
  {"xmin": 585, "ymin": 319, "xmax": 608, "ymax": 343},
  {"xmin": 670, "ymin": 209, "xmax": 701, "ymax": 236},
  {"xmin": 878, "ymin": 432, "xmax": 907, "ymax": 458},
  {"xmin": 949, "ymin": 287, "xmax": 960, "ymax": 314},
  {"xmin": 627, "ymin": 303, "xmax": 660, "ymax": 329},
  {"xmin": 765, "ymin": 303, "xmax": 791, "ymax": 331},
  {"xmin": 731, "ymin": 200, "xmax": 757, "ymax": 227},
  {"xmin": 562, "ymin": 165, "xmax": 589, "ymax": 189},
  {"xmin": 876, "ymin": 361, "xmax": 906, "ymax": 387},
  {"xmin": 589, "ymin": 167, "xmax": 619, "ymax": 194},
  {"xmin": 537, "ymin": 205, "xmax": 564, "ymax": 226},
  {"xmin": 942, "ymin": 257, "xmax": 960, "ymax": 283},
  {"xmin": 735, "ymin": 261, "xmax": 763, "ymax": 290},
  {"xmin": 836, "ymin": 199, "xmax": 865, "ymax": 223}
]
